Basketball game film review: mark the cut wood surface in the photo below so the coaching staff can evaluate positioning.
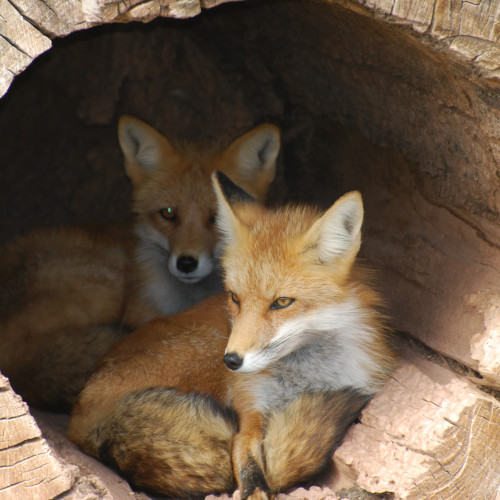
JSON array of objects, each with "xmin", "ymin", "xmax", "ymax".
[
  {"xmin": 0, "ymin": 0, "xmax": 238, "ymax": 98},
  {"xmin": 0, "ymin": 371, "xmax": 153, "ymax": 500},
  {"xmin": 0, "ymin": 374, "xmax": 73, "ymax": 500},
  {"xmin": 347, "ymin": 0, "xmax": 500, "ymax": 78},
  {"xmin": 2, "ymin": 0, "xmax": 500, "ymax": 96},
  {"xmin": 334, "ymin": 355, "xmax": 500, "ymax": 499}
]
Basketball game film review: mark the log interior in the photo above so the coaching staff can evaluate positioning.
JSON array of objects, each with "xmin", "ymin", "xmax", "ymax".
[{"xmin": 1, "ymin": 0, "xmax": 499, "ymax": 498}]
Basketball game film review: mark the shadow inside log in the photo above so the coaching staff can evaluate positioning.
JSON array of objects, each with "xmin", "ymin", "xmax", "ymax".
[{"xmin": 1, "ymin": 1, "xmax": 499, "ymax": 498}]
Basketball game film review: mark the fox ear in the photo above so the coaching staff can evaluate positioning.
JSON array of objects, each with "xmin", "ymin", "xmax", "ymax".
[
  {"xmin": 212, "ymin": 171, "xmax": 256, "ymax": 246},
  {"xmin": 118, "ymin": 115, "xmax": 176, "ymax": 186},
  {"xmin": 303, "ymin": 191, "xmax": 364, "ymax": 266},
  {"xmin": 222, "ymin": 123, "xmax": 280, "ymax": 201}
]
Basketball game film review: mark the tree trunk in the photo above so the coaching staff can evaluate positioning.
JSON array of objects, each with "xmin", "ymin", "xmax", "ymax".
[{"xmin": 0, "ymin": 0, "xmax": 499, "ymax": 498}]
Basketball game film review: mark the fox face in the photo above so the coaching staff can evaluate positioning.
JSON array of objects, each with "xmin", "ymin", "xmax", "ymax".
[
  {"xmin": 129, "ymin": 161, "xmax": 220, "ymax": 284},
  {"xmin": 213, "ymin": 173, "xmax": 383, "ymax": 389},
  {"xmin": 118, "ymin": 116, "xmax": 280, "ymax": 308}
]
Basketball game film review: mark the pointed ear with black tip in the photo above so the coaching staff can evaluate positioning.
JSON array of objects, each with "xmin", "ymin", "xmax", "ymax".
[
  {"xmin": 214, "ymin": 171, "xmax": 258, "ymax": 206},
  {"xmin": 211, "ymin": 171, "xmax": 256, "ymax": 247},
  {"xmin": 118, "ymin": 115, "xmax": 177, "ymax": 186},
  {"xmin": 302, "ymin": 191, "xmax": 364, "ymax": 269},
  {"xmin": 221, "ymin": 123, "xmax": 280, "ymax": 201}
]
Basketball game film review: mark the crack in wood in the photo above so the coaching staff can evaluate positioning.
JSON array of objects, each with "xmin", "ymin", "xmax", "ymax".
[
  {"xmin": 394, "ymin": 330, "xmax": 496, "ymax": 394},
  {"xmin": 0, "ymin": 436, "xmax": 43, "ymax": 452},
  {"xmin": 36, "ymin": 0, "xmax": 57, "ymax": 16},
  {"xmin": 0, "ymin": 33, "xmax": 32, "ymax": 60},
  {"xmin": 0, "ymin": 449, "xmax": 50, "ymax": 470},
  {"xmin": 5, "ymin": 0, "xmax": 52, "ymax": 40},
  {"xmin": 0, "ymin": 412, "xmax": 31, "ymax": 421},
  {"xmin": 0, "ymin": 479, "xmax": 31, "ymax": 492}
]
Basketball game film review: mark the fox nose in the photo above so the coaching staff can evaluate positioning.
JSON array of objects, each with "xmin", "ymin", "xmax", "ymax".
[
  {"xmin": 223, "ymin": 353, "xmax": 243, "ymax": 371},
  {"xmin": 177, "ymin": 256, "xmax": 198, "ymax": 274}
]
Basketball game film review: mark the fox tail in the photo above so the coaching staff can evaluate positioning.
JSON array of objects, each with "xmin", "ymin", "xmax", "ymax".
[
  {"xmin": 90, "ymin": 388, "xmax": 238, "ymax": 497},
  {"xmin": 262, "ymin": 390, "xmax": 370, "ymax": 492}
]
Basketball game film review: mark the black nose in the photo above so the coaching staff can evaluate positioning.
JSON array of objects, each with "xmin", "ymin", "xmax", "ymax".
[
  {"xmin": 223, "ymin": 353, "xmax": 243, "ymax": 371},
  {"xmin": 177, "ymin": 256, "xmax": 198, "ymax": 274}
]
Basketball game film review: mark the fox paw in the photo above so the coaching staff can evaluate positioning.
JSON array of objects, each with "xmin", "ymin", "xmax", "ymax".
[
  {"xmin": 245, "ymin": 487, "xmax": 274, "ymax": 500},
  {"xmin": 239, "ymin": 456, "xmax": 270, "ymax": 500}
]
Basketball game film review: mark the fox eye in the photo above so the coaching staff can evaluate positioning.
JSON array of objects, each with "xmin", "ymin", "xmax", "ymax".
[
  {"xmin": 270, "ymin": 297, "xmax": 295, "ymax": 310},
  {"xmin": 209, "ymin": 212, "xmax": 217, "ymax": 225},
  {"xmin": 229, "ymin": 292, "xmax": 240, "ymax": 305},
  {"xmin": 159, "ymin": 207, "xmax": 177, "ymax": 221}
]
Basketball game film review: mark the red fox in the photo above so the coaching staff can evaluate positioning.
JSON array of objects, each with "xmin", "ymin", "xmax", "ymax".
[
  {"xmin": 0, "ymin": 119, "xmax": 280, "ymax": 411},
  {"xmin": 119, "ymin": 116, "xmax": 280, "ymax": 325},
  {"xmin": 67, "ymin": 172, "xmax": 397, "ymax": 498}
]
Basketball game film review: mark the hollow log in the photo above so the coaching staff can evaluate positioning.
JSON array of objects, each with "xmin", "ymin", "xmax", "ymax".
[{"xmin": 0, "ymin": 0, "xmax": 499, "ymax": 498}]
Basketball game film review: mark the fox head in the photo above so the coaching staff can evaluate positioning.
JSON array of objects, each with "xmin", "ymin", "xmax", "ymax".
[
  {"xmin": 118, "ymin": 116, "xmax": 280, "ymax": 284},
  {"xmin": 212, "ymin": 171, "xmax": 365, "ymax": 374}
]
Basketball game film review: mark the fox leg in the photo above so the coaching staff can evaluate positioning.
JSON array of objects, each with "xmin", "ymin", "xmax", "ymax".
[{"xmin": 232, "ymin": 411, "xmax": 272, "ymax": 500}]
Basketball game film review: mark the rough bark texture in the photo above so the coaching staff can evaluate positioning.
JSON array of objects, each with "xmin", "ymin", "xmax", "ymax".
[{"xmin": 1, "ymin": 0, "xmax": 500, "ymax": 499}]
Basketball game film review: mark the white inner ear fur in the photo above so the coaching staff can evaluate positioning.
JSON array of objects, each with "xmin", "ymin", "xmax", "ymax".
[
  {"xmin": 118, "ymin": 116, "xmax": 168, "ymax": 171},
  {"xmin": 233, "ymin": 125, "xmax": 280, "ymax": 178},
  {"xmin": 310, "ymin": 191, "xmax": 364, "ymax": 263}
]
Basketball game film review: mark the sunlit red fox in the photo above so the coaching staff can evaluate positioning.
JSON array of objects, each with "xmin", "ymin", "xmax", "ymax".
[
  {"xmin": 0, "ymin": 118, "xmax": 279, "ymax": 411},
  {"xmin": 67, "ymin": 172, "xmax": 396, "ymax": 498}
]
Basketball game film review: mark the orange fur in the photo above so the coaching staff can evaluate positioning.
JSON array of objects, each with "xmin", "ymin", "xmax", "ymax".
[
  {"xmin": 0, "ymin": 119, "xmax": 279, "ymax": 411},
  {"xmin": 67, "ymin": 175, "xmax": 396, "ymax": 498},
  {"xmin": 0, "ymin": 224, "xmax": 133, "ymax": 411},
  {"xmin": 119, "ymin": 115, "xmax": 280, "ymax": 325}
]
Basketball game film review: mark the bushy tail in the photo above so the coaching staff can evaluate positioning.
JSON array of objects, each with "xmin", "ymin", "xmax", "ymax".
[
  {"xmin": 262, "ymin": 389, "xmax": 369, "ymax": 493},
  {"xmin": 90, "ymin": 387, "xmax": 238, "ymax": 497}
]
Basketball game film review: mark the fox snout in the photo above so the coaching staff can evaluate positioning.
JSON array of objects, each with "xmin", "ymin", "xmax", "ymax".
[
  {"xmin": 223, "ymin": 352, "xmax": 243, "ymax": 371},
  {"xmin": 168, "ymin": 252, "xmax": 216, "ymax": 283},
  {"xmin": 176, "ymin": 255, "xmax": 198, "ymax": 274}
]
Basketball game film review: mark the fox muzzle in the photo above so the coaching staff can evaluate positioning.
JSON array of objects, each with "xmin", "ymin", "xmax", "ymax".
[{"xmin": 223, "ymin": 352, "xmax": 243, "ymax": 371}]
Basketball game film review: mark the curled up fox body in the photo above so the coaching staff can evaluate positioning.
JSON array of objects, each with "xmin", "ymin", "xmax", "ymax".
[
  {"xmin": 68, "ymin": 172, "xmax": 397, "ymax": 498},
  {"xmin": 0, "ymin": 118, "xmax": 280, "ymax": 411}
]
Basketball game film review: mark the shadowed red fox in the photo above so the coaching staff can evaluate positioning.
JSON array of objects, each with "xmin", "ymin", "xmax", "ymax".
[
  {"xmin": 0, "ymin": 118, "xmax": 280, "ymax": 411},
  {"xmin": 67, "ymin": 171, "xmax": 397, "ymax": 498}
]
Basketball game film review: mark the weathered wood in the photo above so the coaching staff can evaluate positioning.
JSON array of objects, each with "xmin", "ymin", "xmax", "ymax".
[
  {"xmin": 344, "ymin": 0, "xmax": 500, "ymax": 79},
  {"xmin": 0, "ymin": 0, "xmax": 240, "ymax": 97},
  {"xmin": 0, "ymin": 0, "xmax": 51, "ymax": 98},
  {"xmin": 0, "ymin": 374, "xmax": 73, "ymax": 500},
  {"xmin": 334, "ymin": 356, "xmax": 500, "ymax": 499},
  {"xmin": 0, "ymin": 372, "xmax": 155, "ymax": 500},
  {"xmin": 2, "ymin": 0, "xmax": 500, "ymax": 96},
  {"xmin": 0, "ymin": 0, "xmax": 499, "ymax": 497}
]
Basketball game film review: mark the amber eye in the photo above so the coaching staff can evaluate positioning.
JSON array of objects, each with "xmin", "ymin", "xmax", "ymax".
[
  {"xmin": 229, "ymin": 292, "xmax": 240, "ymax": 305},
  {"xmin": 159, "ymin": 207, "xmax": 177, "ymax": 221},
  {"xmin": 270, "ymin": 297, "xmax": 295, "ymax": 310}
]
